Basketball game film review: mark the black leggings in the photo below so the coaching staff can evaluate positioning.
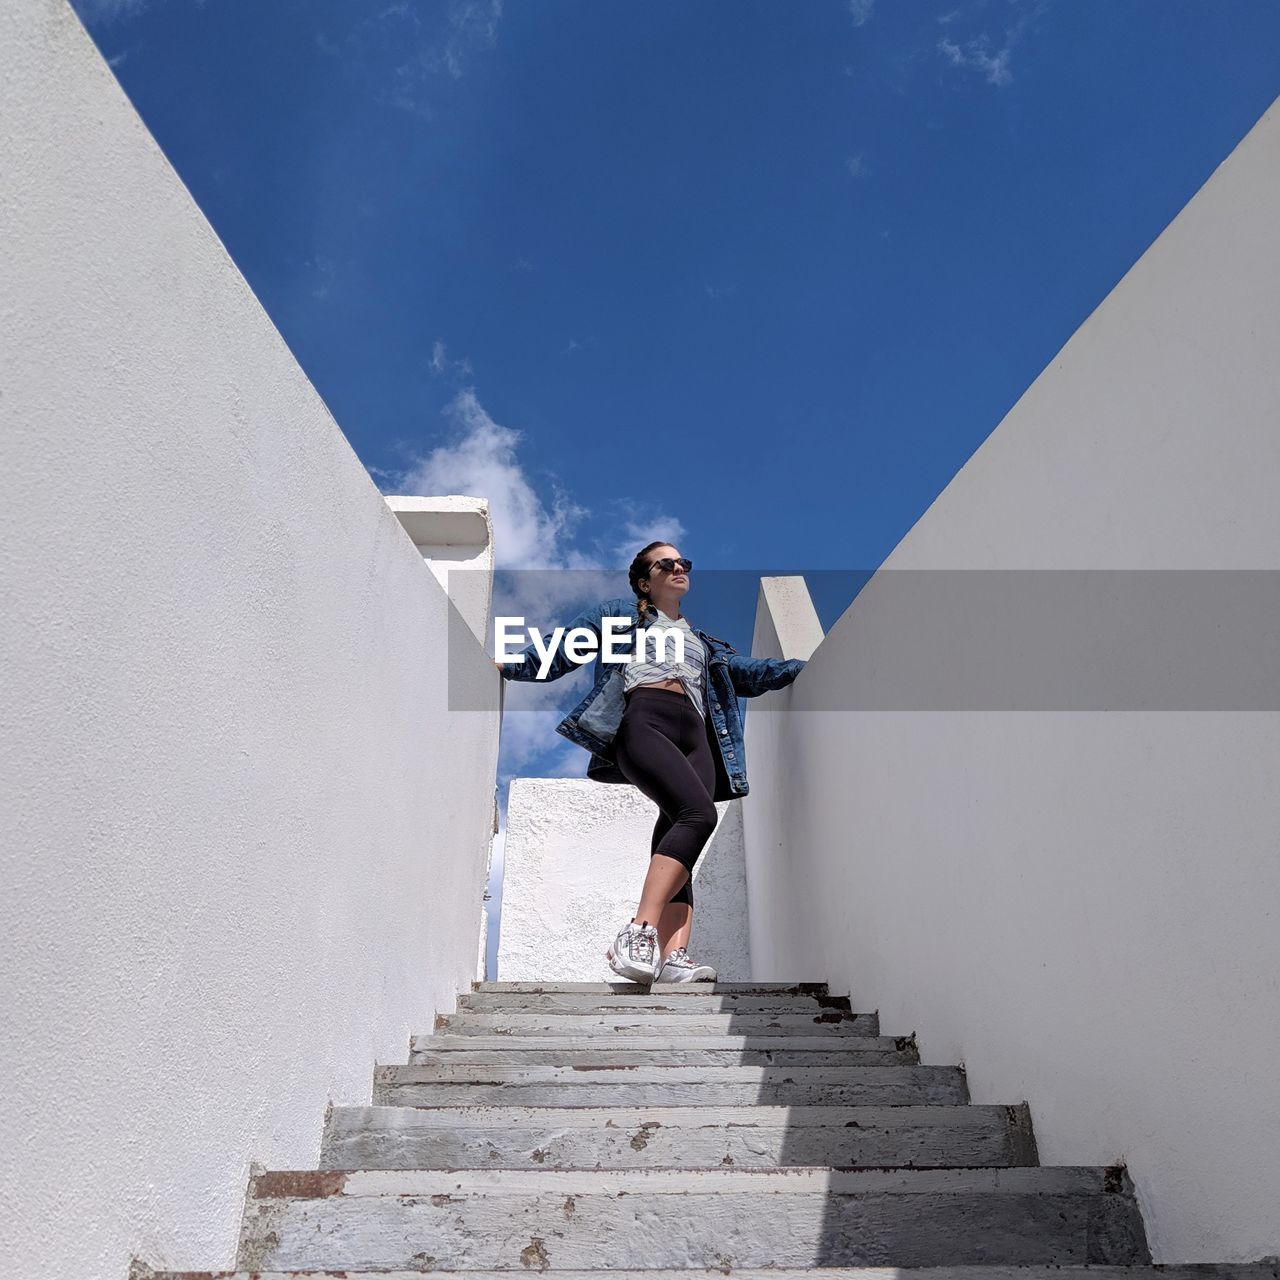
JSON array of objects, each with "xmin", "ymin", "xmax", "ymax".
[{"xmin": 613, "ymin": 685, "xmax": 718, "ymax": 910}]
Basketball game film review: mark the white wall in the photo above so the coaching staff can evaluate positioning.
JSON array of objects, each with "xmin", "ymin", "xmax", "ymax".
[
  {"xmin": 499, "ymin": 779, "xmax": 750, "ymax": 981},
  {"xmin": 0, "ymin": 4, "xmax": 500, "ymax": 1278},
  {"xmin": 744, "ymin": 98, "xmax": 1280, "ymax": 1263}
]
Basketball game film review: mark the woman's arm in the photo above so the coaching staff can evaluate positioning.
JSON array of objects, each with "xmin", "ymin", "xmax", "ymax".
[{"xmin": 725, "ymin": 653, "xmax": 807, "ymax": 698}]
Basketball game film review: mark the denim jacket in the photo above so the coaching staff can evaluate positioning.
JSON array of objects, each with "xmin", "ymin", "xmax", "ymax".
[{"xmin": 500, "ymin": 595, "xmax": 806, "ymax": 800}]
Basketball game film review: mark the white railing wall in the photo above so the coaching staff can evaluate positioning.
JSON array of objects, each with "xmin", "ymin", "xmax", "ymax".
[
  {"xmin": 0, "ymin": 5, "xmax": 501, "ymax": 1278},
  {"xmin": 498, "ymin": 778, "xmax": 751, "ymax": 981},
  {"xmin": 742, "ymin": 98, "xmax": 1280, "ymax": 1264}
]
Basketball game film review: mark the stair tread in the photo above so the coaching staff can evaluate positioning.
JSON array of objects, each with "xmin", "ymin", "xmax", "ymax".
[
  {"xmin": 235, "ymin": 1165, "xmax": 1149, "ymax": 1269},
  {"xmin": 249, "ymin": 1165, "xmax": 1121, "ymax": 1195},
  {"xmin": 374, "ymin": 1081, "xmax": 966, "ymax": 1107},
  {"xmin": 473, "ymin": 981, "xmax": 830, "ymax": 993},
  {"xmin": 147, "ymin": 1270, "xmax": 1280, "ymax": 1279},
  {"xmin": 321, "ymin": 1101, "xmax": 1036, "ymax": 1171},
  {"xmin": 378, "ymin": 1063, "xmax": 957, "ymax": 1081},
  {"xmin": 408, "ymin": 1048, "xmax": 914, "ymax": 1067},
  {"xmin": 434, "ymin": 1013, "xmax": 881, "ymax": 1035},
  {"xmin": 327, "ymin": 1102, "xmax": 1009, "ymax": 1127},
  {"xmin": 413, "ymin": 1033, "xmax": 908, "ymax": 1050},
  {"xmin": 457, "ymin": 996, "xmax": 853, "ymax": 1014}
]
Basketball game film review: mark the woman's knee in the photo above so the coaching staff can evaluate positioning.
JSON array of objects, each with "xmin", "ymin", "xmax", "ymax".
[
  {"xmin": 688, "ymin": 799, "xmax": 718, "ymax": 843},
  {"xmin": 664, "ymin": 802, "xmax": 717, "ymax": 868}
]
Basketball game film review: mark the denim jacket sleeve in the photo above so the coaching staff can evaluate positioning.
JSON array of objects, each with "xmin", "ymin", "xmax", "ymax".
[
  {"xmin": 500, "ymin": 597, "xmax": 630, "ymax": 683},
  {"xmin": 725, "ymin": 653, "xmax": 807, "ymax": 698}
]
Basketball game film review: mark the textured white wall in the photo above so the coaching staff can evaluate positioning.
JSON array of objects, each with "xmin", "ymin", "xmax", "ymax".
[
  {"xmin": 0, "ymin": 5, "xmax": 500, "ymax": 1278},
  {"xmin": 743, "ymin": 98, "xmax": 1280, "ymax": 1263},
  {"xmin": 499, "ymin": 779, "xmax": 750, "ymax": 981}
]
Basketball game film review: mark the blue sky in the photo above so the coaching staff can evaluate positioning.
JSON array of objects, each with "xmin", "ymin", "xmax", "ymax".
[{"xmin": 71, "ymin": 0, "xmax": 1280, "ymax": 966}]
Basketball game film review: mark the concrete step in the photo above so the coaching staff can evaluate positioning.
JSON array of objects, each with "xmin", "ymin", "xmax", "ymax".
[
  {"xmin": 407, "ymin": 1036, "xmax": 918, "ymax": 1067},
  {"xmin": 141, "ymin": 1269, "xmax": 1280, "ymax": 1280},
  {"xmin": 433, "ymin": 1010, "xmax": 881, "ymax": 1037},
  {"xmin": 457, "ymin": 991, "xmax": 853, "ymax": 1015},
  {"xmin": 473, "ymin": 980, "xmax": 832, "ymax": 995},
  {"xmin": 236, "ymin": 1166, "xmax": 1150, "ymax": 1270},
  {"xmin": 372, "ymin": 1063, "xmax": 968, "ymax": 1108},
  {"xmin": 414, "ymin": 1024, "xmax": 896, "ymax": 1054},
  {"xmin": 320, "ymin": 1102, "xmax": 1036, "ymax": 1170}
]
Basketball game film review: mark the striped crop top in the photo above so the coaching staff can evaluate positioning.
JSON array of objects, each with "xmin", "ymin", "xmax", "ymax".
[{"xmin": 622, "ymin": 607, "xmax": 707, "ymax": 717}]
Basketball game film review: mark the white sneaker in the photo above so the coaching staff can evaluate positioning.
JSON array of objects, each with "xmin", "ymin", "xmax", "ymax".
[
  {"xmin": 655, "ymin": 946, "xmax": 717, "ymax": 983},
  {"xmin": 606, "ymin": 920, "xmax": 659, "ymax": 984}
]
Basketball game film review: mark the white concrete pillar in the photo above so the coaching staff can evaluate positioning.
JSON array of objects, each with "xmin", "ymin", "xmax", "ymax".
[{"xmin": 385, "ymin": 495, "xmax": 493, "ymax": 647}]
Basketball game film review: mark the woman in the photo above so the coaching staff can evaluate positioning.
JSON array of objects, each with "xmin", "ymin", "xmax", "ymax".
[{"xmin": 498, "ymin": 542, "xmax": 806, "ymax": 984}]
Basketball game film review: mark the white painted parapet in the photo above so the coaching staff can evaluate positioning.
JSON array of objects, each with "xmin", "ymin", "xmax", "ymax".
[
  {"xmin": 0, "ymin": 4, "xmax": 500, "ymax": 1278},
  {"xmin": 385, "ymin": 494, "xmax": 493, "ymax": 647},
  {"xmin": 741, "ymin": 97, "xmax": 1280, "ymax": 1263},
  {"xmin": 751, "ymin": 575, "xmax": 825, "ymax": 662},
  {"xmin": 498, "ymin": 778, "xmax": 750, "ymax": 981}
]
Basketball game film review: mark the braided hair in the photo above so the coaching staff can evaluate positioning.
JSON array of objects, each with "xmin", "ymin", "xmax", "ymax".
[{"xmin": 627, "ymin": 541, "xmax": 668, "ymax": 623}]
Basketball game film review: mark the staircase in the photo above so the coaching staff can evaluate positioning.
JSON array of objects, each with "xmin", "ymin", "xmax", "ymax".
[{"xmin": 142, "ymin": 981, "xmax": 1277, "ymax": 1278}]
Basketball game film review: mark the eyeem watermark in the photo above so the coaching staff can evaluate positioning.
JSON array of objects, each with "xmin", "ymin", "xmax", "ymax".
[
  {"xmin": 495, "ymin": 616, "xmax": 686, "ymax": 679},
  {"xmin": 445, "ymin": 568, "xmax": 1280, "ymax": 711}
]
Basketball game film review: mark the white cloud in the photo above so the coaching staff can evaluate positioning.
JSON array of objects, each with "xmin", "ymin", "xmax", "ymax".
[
  {"xmin": 450, "ymin": 2, "xmax": 502, "ymax": 47},
  {"xmin": 390, "ymin": 385, "xmax": 688, "ymax": 616},
  {"xmin": 429, "ymin": 339, "xmax": 473, "ymax": 379},
  {"xmin": 937, "ymin": 0, "xmax": 1050, "ymax": 88},
  {"xmin": 845, "ymin": 153, "xmax": 869, "ymax": 179},
  {"xmin": 377, "ymin": 0, "xmax": 502, "ymax": 116},
  {"xmin": 848, "ymin": 0, "xmax": 875, "ymax": 27},
  {"xmin": 607, "ymin": 516, "xmax": 688, "ymax": 573},
  {"xmin": 443, "ymin": 0, "xmax": 503, "ymax": 77},
  {"xmin": 938, "ymin": 34, "xmax": 1013, "ymax": 86},
  {"xmin": 388, "ymin": 386, "xmax": 687, "ymax": 823},
  {"xmin": 399, "ymin": 389, "xmax": 586, "ymax": 570}
]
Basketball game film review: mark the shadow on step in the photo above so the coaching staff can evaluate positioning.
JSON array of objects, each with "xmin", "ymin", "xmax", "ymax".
[{"xmin": 746, "ymin": 999, "xmax": 1148, "ymax": 1268}]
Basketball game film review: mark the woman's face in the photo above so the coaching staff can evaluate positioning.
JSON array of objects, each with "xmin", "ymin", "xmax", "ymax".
[{"xmin": 643, "ymin": 544, "xmax": 690, "ymax": 602}]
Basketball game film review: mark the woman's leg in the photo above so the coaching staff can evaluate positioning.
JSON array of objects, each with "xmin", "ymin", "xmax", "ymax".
[
  {"xmin": 658, "ymin": 901, "xmax": 692, "ymax": 956},
  {"xmin": 662, "ymin": 714, "xmax": 714, "ymax": 956},
  {"xmin": 634, "ymin": 854, "xmax": 692, "ymax": 941},
  {"xmin": 614, "ymin": 689, "xmax": 717, "ymax": 951},
  {"xmin": 649, "ymin": 810, "xmax": 694, "ymax": 955}
]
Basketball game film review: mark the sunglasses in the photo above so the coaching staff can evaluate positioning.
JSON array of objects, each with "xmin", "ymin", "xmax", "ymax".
[{"xmin": 648, "ymin": 557, "xmax": 693, "ymax": 574}]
